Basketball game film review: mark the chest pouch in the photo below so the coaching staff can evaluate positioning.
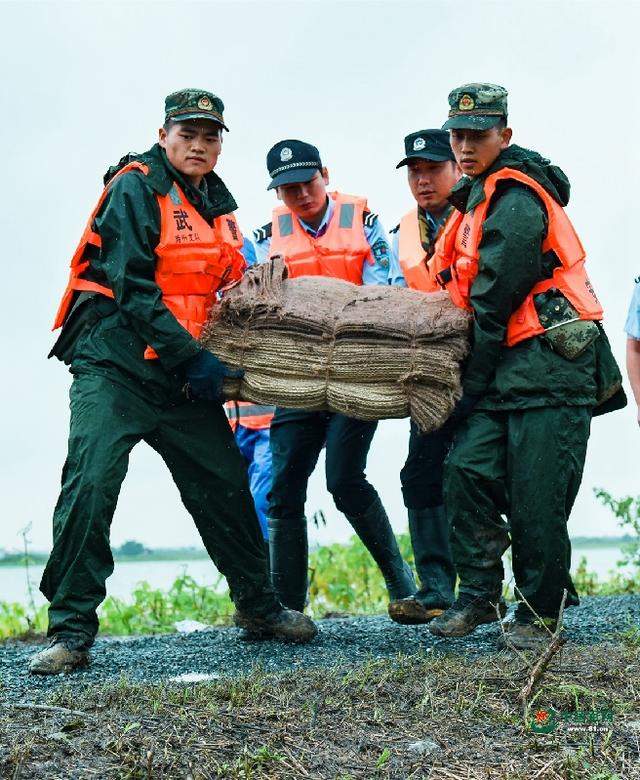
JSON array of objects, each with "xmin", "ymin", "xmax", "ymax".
[{"xmin": 534, "ymin": 290, "xmax": 600, "ymax": 360}]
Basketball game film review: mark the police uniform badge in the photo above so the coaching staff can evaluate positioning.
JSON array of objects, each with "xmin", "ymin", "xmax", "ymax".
[
  {"xmin": 280, "ymin": 147, "xmax": 293, "ymax": 162},
  {"xmin": 413, "ymin": 137, "xmax": 426, "ymax": 151}
]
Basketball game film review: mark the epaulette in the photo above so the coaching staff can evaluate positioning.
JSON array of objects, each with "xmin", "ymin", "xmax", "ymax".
[
  {"xmin": 389, "ymin": 223, "xmax": 400, "ymax": 234},
  {"xmin": 253, "ymin": 222, "xmax": 272, "ymax": 243},
  {"xmin": 363, "ymin": 211, "xmax": 378, "ymax": 228}
]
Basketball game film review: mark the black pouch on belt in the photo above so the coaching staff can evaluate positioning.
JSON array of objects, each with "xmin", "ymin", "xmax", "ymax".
[{"xmin": 48, "ymin": 293, "xmax": 103, "ymax": 364}]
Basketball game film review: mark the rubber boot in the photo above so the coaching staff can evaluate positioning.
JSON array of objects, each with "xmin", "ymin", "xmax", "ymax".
[
  {"xmin": 346, "ymin": 497, "xmax": 415, "ymax": 601},
  {"xmin": 389, "ymin": 505, "xmax": 456, "ymax": 625},
  {"xmin": 267, "ymin": 516, "xmax": 308, "ymax": 613}
]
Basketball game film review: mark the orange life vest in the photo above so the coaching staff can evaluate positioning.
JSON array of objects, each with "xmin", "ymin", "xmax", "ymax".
[
  {"xmin": 225, "ymin": 401, "xmax": 275, "ymax": 431},
  {"xmin": 429, "ymin": 167, "xmax": 603, "ymax": 347},
  {"xmin": 397, "ymin": 208, "xmax": 440, "ymax": 293},
  {"xmin": 53, "ymin": 162, "xmax": 245, "ymax": 359},
  {"xmin": 269, "ymin": 191, "xmax": 372, "ymax": 284}
]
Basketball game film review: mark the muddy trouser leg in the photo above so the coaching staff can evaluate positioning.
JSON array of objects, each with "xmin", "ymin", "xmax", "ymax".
[
  {"xmin": 267, "ymin": 408, "xmax": 327, "ymax": 611},
  {"xmin": 40, "ymin": 374, "xmax": 151, "ymax": 647},
  {"xmin": 400, "ymin": 419, "xmax": 456, "ymax": 608},
  {"xmin": 326, "ymin": 415, "xmax": 414, "ymax": 599},
  {"xmin": 507, "ymin": 406, "xmax": 589, "ymax": 622},
  {"xmin": 148, "ymin": 399, "xmax": 280, "ymax": 618},
  {"xmin": 444, "ymin": 410, "xmax": 511, "ymax": 602}
]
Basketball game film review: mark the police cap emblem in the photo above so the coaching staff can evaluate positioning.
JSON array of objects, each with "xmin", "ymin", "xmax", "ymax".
[
  {"xmin": 413, "ymin": 137, "xmax": 426, "ymax": 151},
  {"xmin": 197, "ymin": 95, "xmax": 213, "ymax": 110},
  {"xmin": 459, "ymin": 94, "xmax": 475, "ymax": 111},
  {"xmin": 280, "ymin": 147, "xmax": 293, "ymax": 162}
]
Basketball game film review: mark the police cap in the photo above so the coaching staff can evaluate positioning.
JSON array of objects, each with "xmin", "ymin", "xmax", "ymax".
[
  {"xmin": 266, "ymin": 140, "xmax": 323, "ymax": 191},
  {"xmin": 396, "ymin": 129, "xmax": 455, "ymax": 168}
]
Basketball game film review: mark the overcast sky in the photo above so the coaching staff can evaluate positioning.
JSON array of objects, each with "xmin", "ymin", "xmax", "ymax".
[{"xmin": 1, "ymin": 0, "xmax": 638, "ymax": 553}]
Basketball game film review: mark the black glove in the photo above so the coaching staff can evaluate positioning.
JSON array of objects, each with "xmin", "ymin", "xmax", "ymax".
[
  {"xmin": 449, "ymin": 393, "xmax": 481, "ymax": 425},
  {"xmin": 182, "ymin": 350, "xmax": 244, "ymax": 403}
]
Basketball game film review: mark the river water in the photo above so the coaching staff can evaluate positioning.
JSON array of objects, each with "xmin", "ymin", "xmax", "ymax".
[{"xmin": 0, "ymin": 544, "xmax": 635, "ymax": 607}]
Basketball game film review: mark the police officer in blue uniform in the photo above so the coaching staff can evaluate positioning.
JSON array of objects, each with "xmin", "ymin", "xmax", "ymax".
[
  {"xmin": 253, "ymin": 139, "xmax": 415, "ymax": 613},
  {"xmin": 387, "ymin": 130, "xmax": 460, "ymax": 625}
]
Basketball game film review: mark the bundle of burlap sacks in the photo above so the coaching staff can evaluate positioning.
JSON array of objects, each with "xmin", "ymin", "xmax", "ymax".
[{"xmin": 202, "ymin": 258, "xmax": 471, "ymax": 433}]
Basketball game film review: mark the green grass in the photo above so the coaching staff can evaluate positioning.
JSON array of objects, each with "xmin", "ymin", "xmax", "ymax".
[
  {"xmin": 0, "ymin": 532, "xmax": 637, "ymax": 641},
  {"xmin": 3, "ymin": 643, "xmax": 638, "ymax": 779}
]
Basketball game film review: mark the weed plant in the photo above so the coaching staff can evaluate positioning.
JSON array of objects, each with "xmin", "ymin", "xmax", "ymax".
[{"xmin": 1, "ymin": 489, "xmax": 637, "ymax": 640}]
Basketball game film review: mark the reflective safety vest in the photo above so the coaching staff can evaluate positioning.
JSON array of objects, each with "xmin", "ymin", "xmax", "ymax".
[
  {"xmin": 269, "ymin": 191, "xmax": 372, "ymax": 284},
  {"xmin": 429, "ymin": 167, "xmax": 603, "ymax": 347},
  {"xmin": 397, "ymin": 208, "xmax": 440, "ymax": 293},
  {"xmin": 225, "ymin": 401, "xmax": 275, "ymax": 431},
  {"xmin": 53, "ymin": 162, "xmax": 245, "ymax": 359}
]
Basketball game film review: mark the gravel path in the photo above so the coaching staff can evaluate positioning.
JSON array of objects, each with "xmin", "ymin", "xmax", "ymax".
[{"xmin": 2, "ymin": 595, "xmax": 638, "ymax": 699}]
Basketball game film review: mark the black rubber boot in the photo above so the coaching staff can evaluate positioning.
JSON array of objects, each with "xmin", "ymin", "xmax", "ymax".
[
  {"xmin": 267, "ymin": 516, "xmax": 308, "ymax": 613},
  {"xmin": 346, "ymin": 497, "xmax": 415, "ymax": 601},
  {"xmin": 389, "ymin": 505, "xmax": 456, "ymax": 624}
]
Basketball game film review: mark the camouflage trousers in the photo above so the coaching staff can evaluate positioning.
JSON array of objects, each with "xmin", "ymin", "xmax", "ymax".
[{"xmin": 444, "ymin": 406, "xmax": 592, "ymax": 621}]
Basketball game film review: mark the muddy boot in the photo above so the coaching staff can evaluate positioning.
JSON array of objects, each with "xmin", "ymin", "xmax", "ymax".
[
  {"xmin": 346, "ymin": 497, "xmax": 416, "ymax": 601},
  {"xmin": 268, "ymin": 516, "xmax": 308, "ymax": 613},
  {"xmin": 389, "ymin": 505, "xmax": 456, "ymax": 625},
  {"xmin": 503, "ymin": 617, "xmax": 559, "ymax": 651},
  {"xmin": 29, "ymin": 637, "xmax": 90, "ymax": 675},
  {"xmin": 428, "ymin": 593, "xmax": 507, "ymax": 637},
  {"xmin": 234, "ymin": 607, "xmax": 318, "ymax": 643}
]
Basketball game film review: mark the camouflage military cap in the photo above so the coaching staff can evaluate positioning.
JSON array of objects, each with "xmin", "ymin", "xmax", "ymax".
[
  {"xmin": 442, "ymin": 83, "xmax": 508, "ymax": 131},
  {"xmin": 164, "ymin": 88, "xmax": 229, "ymax": 131}
]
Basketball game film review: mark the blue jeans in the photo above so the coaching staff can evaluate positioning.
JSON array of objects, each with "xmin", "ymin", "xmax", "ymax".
[{"xmin": 234, "ymin": 425, "xmax": 272, "ymax": 540}]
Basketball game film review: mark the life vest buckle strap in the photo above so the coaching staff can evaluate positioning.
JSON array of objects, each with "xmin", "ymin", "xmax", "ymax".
[{"xmin": 435, "ymin": 266, "xmax": 453, "ymax": 287}]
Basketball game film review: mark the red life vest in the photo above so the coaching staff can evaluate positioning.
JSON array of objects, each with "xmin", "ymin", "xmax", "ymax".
[
  {"xmin": 429, "ymin": 167, "xmax": 603, "ymax": 347},
  {"xmin": 225, "ymin": 401, "xmax": 275, "ymax": 431},
  {"xmin": 53, "ymin": 162, "xmax": 245, "ymax": 359},
  {"xmin": 397, "ymin": 208, "xmax": 440, "ymax": 293},
  {"xmin": 269, "ymin": 191, "xmax": 372, "ymax": 284}
]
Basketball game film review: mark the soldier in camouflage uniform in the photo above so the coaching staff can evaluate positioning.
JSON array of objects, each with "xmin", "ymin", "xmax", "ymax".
[
  {"xmin": 428, "ymin": 83, "xmax": 626, "ymax": 650},
  {"xmin": 30, "ymin": 89, "xmax": 317, "ymax": 675}
]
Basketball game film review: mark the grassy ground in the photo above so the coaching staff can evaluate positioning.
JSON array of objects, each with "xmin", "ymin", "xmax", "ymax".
[{"xmin": 1, "ymin": 633, "xmax": 639, "ymax": 779}]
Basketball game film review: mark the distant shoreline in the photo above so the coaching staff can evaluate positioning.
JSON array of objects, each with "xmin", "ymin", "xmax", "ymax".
[{"xmin": 0, "ymin": 536, "xmax": 635, "ymax": 567}]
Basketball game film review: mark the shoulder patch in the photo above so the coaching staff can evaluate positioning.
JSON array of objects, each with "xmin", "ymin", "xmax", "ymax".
[
  {"xmin": 363, "ymin": 211, "xmax": 378, "ymax": 228},
  {"xmin": 389, "ymin": 223, "xmax": 400, "ymax": 234},
  {"xmin": 253, "ymin": 222, "xmax": 272, "ymax": 243},
  {"xmin": 371, "ymin": 238, "xmax": 390, "ymax": 269}
]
